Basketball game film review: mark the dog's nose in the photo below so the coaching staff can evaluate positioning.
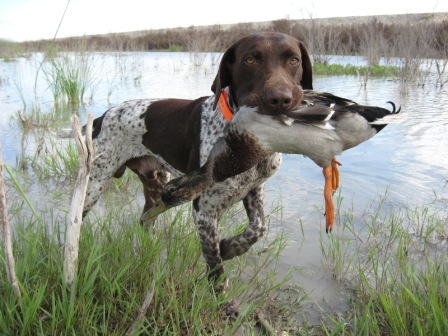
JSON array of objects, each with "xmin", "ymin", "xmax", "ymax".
[{"xmin": 264, "ymin": 89, "xmax": 293, "ymax": 112}]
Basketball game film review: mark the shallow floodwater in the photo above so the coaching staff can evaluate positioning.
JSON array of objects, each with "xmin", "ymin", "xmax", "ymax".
[{"xmin": 1, "ymin": 52, "xmax": 447, "ymax": 323}]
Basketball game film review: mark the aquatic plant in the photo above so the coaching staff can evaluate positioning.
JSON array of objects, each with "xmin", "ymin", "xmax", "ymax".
[
  {"xmin": 42, "ymin": 52, "xmax": 99, "ymax": 104},
  {"xmin": 313, "ymin": 63, "xmax": 401, "ymax": 77},
  {"xmin": 320, "ymin": 191, "xmax": 448, "ymax": 335}
]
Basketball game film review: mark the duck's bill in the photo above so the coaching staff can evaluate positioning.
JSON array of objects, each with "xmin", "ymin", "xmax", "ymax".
[{"xmin": 140, "ymin": 199, "xmax": 170, "ymax": 223}]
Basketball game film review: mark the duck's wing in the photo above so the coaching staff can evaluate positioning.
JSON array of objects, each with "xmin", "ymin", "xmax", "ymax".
[
  {"xmin": 302, "ymin": 90, "xmax": 357, "ymax": 107},
  {"xmin": 272, "ymin": 90, "xmax": 358, "ymax": 127},
  {"xmin": 275, "ymin": 104, "xmax": 335, "ymax": 129}
]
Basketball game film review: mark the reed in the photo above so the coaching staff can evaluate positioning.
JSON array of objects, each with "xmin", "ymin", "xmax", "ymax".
[
  {"xmin": 0, "ymin": 196, "xmax": 295, "ymax": 335},
  {"xmin": 42, "ymin": 52, "xmax": 99, "ymax": 104},
  {"xmin": 313, "ymin": 63, "xmax": 401, "ymax": 77},
  {"xmin": 32, "ymin": 138, "xmax": 80, "ymax": 180},
  {"xmin": 2, "ymin": 154, "xmax": 447, "ymax": 334},
  {"xmin": 320, "ymin": 191, "xmax": 448, "ymax": 335}
]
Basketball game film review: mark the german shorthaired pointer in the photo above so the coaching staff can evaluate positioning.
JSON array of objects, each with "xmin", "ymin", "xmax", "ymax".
[{"xmin": 82, "ymin": 32, "xmax": 313, "ymax": 317}]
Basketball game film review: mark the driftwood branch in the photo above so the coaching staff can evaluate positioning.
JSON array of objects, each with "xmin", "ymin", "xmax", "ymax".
[
  {"xmin": 63, "ymin": 114, "xmax": 94, "ymax": 286},
  {"xmin": 0, "ymin": 142, "xmax": 22, "ymax": 298},
  {"xmin": 125, "ymin": 279, "xmax": 156, "ymax": 336}
]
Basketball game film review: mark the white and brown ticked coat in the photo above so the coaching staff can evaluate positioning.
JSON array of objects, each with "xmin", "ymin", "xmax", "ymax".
[{"xmin": 81, "ymin": 32, "xmax": 314, "ymax": 317}]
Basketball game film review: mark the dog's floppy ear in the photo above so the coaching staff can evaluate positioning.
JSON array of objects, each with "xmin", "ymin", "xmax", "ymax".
[
  {"xmin": 211, "ymin": 44, "xmax": 237, "ymax": 110},
  {"xmin": 299, "ymin": 42, "xmax": 313, "ymax": 90}
]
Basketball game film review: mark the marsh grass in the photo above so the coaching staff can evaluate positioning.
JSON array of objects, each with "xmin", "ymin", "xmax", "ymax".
[
  {"xmin": 313, "ymin": 63, "xmax": 401, "ymax": 77},
  {"xmin": 31, "ymin": 138, "xmax": 79, "ymax": 180},
  {"xmin": 320, "ymin": 193, "xmax": 448, "ymax": 335},
  {"xmin": 0, "ymin": 205, "xmax": 297, "ymax": 335},
  {"xmin": 0, "ymin": 39, "xmax": 25, "ymax": 60},
  {"xmin": 0, "ymin": 165, "xmax": 299, "ymax": 335},
  {"xmin": 2, "ymin": 143, "xmax": 447, "ymax": 334},
  {"xmin": 42, "ymin": 52, "xmax": 100, "ymax": 104}
]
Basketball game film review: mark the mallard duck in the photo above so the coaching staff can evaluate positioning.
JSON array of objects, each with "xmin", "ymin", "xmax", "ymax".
[{"xmin": 141, "ymin": 90, "xmax": 401, "ymax": 233}]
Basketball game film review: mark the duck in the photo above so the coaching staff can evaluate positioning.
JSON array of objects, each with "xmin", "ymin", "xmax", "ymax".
[{"xmin": 141, "ymin": 90, "xmax": 402, "ymax": 233}]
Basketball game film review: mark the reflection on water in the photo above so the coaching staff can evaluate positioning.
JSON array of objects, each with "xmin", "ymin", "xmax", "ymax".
[{"xmin": 1, "ymin": 53, "xmax": 447, "ymax": 324}]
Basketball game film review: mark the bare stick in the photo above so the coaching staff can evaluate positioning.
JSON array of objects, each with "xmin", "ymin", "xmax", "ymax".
[
  {"xmin": 125, "ymin": 279, "xmax": 156, "ymax": 336},
  {"xmin": 63, "ymin": 114, "xmax": 94, "ymax": 286},
  {"xmin": 255, "ymin": 310, "xmax": 277, "ymax": 335},
  {"xmin": 0, "ymin": 143, "xmax": 22, "ymax": 299}
]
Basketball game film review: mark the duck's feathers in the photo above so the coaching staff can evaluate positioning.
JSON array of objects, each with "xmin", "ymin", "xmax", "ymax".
[
  {"xmin": 332, "ymin": 101, "xmax": 401, "ymax": 132},
  {"xmin": 274, "ymin": 91, "xmax": 356, "ymax": 128},
  {"xmin": 281, "ymin": 91, "xmax": 402, "ymax": 133},
  {"xmin": 301, "ymin": 90, "xmax": 356, "ymax": 107},
  {"xmin": 275, "ymin": 105, "xmax": 335, "ymax": 129}
]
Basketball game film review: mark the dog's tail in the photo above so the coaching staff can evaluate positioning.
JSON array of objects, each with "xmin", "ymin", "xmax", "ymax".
[{"xmin": 54, "ymin": 115, "xmax": 105, "ymax": 139}]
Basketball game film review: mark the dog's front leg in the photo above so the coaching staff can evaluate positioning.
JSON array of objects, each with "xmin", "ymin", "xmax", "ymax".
[
  {"xmin": 192, "ymin": 203, "xmax": 239, "ymax": 318},
  {"xmin": 194, "ymin": 210, "xmax": 223, "ymax": 281},
  {"xmin": 219, "ymin": 184, "xmax": 267, "ymax": 261}
]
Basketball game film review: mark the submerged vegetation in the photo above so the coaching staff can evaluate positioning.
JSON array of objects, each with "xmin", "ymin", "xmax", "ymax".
[
  {"xmin": 321, "ymin": 193, "xmax": 448, "ymax": 335},
  {"xmin": 313, "ymin": 64, "xmax": 401, "ymax": 76},
  {"xmin": 42, "ymin": 52, "xmax": 100, "ymax": 104}
]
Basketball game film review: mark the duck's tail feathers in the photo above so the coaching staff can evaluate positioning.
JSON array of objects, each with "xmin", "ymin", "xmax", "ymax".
[
  {"xmin": 369, "ymin": 113, "xmax": 405, "ymax": 125},
  {"xmin": 386, "ymin": 101, "xmax": 401, "ymax": 114},
  {"xmin": 369, "ymin": 101, "xmax": 404, "ymax": 125}
]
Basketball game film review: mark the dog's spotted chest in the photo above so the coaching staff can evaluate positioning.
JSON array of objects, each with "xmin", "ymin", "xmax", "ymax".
[{"xmin": 199, "ymin": 97, "xmax": 229, "ymax": 165}]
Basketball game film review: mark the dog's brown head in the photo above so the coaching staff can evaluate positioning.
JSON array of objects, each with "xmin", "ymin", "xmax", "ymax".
[{"xmin": 212, "ymin": 32, "xmax": 313, "ymax": 115}]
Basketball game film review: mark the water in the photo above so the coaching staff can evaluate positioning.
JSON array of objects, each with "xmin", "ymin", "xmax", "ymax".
[{"xmin": 1, "ymin": 52, "xmax": 447, "ymax": 323}]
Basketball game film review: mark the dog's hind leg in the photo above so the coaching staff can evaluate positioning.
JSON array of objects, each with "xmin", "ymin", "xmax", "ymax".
[
  {"xmin": 219, "ymin": 184, "xmax": 267, "ymax": 261},
  {"xmin": 119, "ymin": 156, "xmax": 171, "ymax": 225},
  {"xmin": 135, "ymin": 169, "xmax": 169, "ymax": 226},
  {"xmin": 140, "ymin": 170, "xmax": 170, "ymax": 214}
]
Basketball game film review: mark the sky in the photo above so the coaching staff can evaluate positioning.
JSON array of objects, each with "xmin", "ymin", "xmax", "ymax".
[{"xmin": 0, "ymin": 0, "xmax": 447, "ymax": 42}]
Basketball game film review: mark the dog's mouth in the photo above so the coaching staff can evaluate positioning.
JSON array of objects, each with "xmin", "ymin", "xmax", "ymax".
[
  {"xmin": 238, "ymin": 86, "xmax": 304, "ymax": 116},
  {"xmin": 239, "ymin": 94, "xmax": 302, "ymax": 116},
  {"xmin": 259, "ymin": 100, "xmax": 302, "ymax": 116}
]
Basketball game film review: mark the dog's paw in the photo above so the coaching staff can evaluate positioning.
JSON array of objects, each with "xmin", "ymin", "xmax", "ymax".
[{"xmin": 224, "ymin": 299, "xmax": 239, "ymax": 320}]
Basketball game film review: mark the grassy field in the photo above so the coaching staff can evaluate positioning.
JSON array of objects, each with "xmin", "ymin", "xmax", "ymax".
[{"xmin": 1, "ymin": 151, "xmax": 447, "ymax": 334}]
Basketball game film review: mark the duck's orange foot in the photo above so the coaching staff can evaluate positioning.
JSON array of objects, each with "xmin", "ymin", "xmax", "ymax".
[
  {"xmin": 331, "ymin": 157, "xmax": 342, "ymax": 194},
  {"xmin": 323, "ymin": 158, "xmax": 342, "ymax": 233}
]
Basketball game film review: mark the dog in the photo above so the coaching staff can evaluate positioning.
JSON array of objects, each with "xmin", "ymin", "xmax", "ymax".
[{"xmin": 82, "ymin": 32, "xmax": 313, "ymax": 317}]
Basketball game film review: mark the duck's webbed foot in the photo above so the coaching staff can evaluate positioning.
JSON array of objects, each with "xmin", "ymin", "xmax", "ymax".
[
  {"xmin": 331, "ymin": 157, "xmax": 342, "ymax": 193},
  {"xmin": 323, "ymin": 157, "xmax": 342, "ymax": 233}
]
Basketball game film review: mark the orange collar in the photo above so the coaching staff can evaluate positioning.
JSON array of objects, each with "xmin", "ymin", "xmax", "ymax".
[{"xmin": 217, "ymin": 89, "xmax": 234, "ymax": 122}]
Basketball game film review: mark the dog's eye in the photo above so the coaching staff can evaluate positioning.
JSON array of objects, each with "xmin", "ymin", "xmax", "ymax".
[
  {"xmin": 245, "ymin": 56, "xmax": 256, "ymax": 64},
  {"xmin": 289, "ymin": 56, "xmax": 300, "ymax": 65}
]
